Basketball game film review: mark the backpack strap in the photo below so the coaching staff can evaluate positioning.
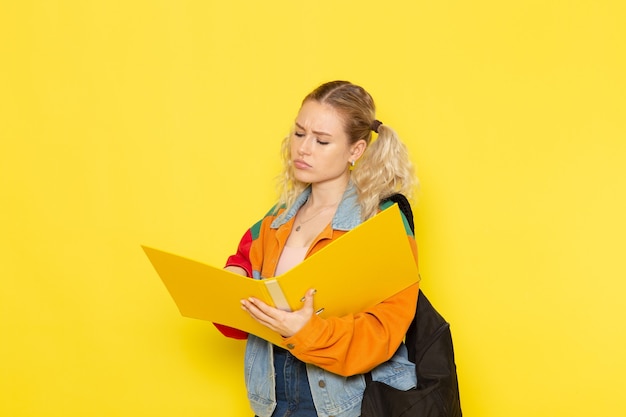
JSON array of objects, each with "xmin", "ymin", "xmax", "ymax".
[{"xmin": 381, "ymin": 194, "xmax": 414, "ymax": 233}]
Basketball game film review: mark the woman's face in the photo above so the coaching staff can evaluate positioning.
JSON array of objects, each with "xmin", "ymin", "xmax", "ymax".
[{"xmin": 291, "ymin": 100, "xmax": 363, "ymax": 187}]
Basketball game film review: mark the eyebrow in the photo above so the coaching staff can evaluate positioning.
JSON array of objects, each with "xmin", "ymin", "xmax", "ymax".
[{"xmin": 295, "ymin": 122, "xmax": 332, "ymax": 137}]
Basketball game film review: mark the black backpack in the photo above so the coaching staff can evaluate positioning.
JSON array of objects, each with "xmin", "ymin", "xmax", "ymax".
[{"xmin": 361, "ymin": 195, "xmax": 462, "ymax": 417}]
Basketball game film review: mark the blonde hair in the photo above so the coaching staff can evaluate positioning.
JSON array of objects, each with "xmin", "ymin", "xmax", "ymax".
[{"xmin": 276, "ymin": 81, "xmax": 417, "ymax": 220}]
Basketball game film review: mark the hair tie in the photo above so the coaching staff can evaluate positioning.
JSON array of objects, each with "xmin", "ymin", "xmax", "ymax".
[{"xmin": 371, "ymin": 119, "xmax": 382, "ymax": 133}]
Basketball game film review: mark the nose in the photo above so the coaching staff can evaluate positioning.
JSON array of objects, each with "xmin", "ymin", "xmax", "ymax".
[{"xmin": 297, "ymin": 135, "xmax": 312, "ymax": 155}]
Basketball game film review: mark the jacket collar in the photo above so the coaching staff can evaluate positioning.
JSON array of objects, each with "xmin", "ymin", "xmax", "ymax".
[{"xmin": 270, "ymin": 181, "xmax": 362, "ymax": 231}]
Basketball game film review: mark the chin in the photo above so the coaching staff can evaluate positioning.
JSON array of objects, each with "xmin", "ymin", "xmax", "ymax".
[{"xmin": 294, "ymin": 173, "xmax": 315, "ymax": 184}]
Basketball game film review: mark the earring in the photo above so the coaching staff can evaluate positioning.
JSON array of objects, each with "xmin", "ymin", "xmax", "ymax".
[{"xmin": 350, "ymin": 160, "xmax": 355, "ymax": 167}]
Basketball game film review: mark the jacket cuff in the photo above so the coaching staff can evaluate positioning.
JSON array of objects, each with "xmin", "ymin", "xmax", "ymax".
[{"xmin": 280, "ymin": 313, "xmax": 325, "ymax": 353}]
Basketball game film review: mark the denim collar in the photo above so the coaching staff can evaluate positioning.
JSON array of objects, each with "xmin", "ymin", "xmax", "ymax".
[{"xmin": 270, "ymin": 181, "xmax": 362, "ymax": 231}]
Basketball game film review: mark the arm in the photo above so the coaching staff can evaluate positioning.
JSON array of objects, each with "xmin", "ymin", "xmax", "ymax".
[
  {"xmin": 286, "ymin": 216, "xmax": 421, "ymax": 376},
  {"xmin": 213, "ymin": 228, "xmax": 255, "ymax": 340},
  {"xmin": 285, "ymin": 282, "xmax": 419, "ymax": 377},
  {"xmin": 241, "ymin": 281, "xmax": 419, "ymax": 376},
  {"xmin": 224, "ymin": 228, "xmax": 254, "ymax": 277},
  {"xmin": 243, "ymin": 235, "xmax": 420, "ymax": 376}
]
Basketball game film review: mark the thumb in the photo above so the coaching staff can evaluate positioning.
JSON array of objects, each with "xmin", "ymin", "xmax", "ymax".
[{"xmin": 301, "ymin": 288, "xmax": 316, "ymax": 312}]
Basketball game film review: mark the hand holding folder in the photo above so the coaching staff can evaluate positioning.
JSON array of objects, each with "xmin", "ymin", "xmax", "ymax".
[{"xmin": 142, "ymin": 204, "xmax": 419, "ymax": 346}]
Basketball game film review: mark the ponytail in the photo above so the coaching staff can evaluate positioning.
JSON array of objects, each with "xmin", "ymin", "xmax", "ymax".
[{"xmin": 352, "ymin": 124, "xmax": 417, "ymax": 220}]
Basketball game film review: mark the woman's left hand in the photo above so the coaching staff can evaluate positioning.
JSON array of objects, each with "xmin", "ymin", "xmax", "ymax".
[{"xmin": 240, "ymin": 288, "xmax": 316, "ymax": 337}]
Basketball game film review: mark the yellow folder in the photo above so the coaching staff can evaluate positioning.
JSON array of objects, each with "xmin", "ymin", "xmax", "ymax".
[{"xmin": 142, "ymin": 204, "xmax": 419, "ymax": 346}]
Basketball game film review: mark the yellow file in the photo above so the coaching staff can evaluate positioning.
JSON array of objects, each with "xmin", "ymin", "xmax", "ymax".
[{"xmin": 142, "ymin": 204, "xmax": 419, "ymax": 346}]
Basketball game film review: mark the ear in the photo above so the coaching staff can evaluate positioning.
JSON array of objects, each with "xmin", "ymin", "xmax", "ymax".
[{"xmin": 349, "ymin": 139, "xmax": 367, "ymax": 163}]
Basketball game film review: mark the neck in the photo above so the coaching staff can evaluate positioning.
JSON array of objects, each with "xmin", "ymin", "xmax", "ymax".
[{"xmin": 308, "ymin": 177, "xmax": 349, "ymax": 208}]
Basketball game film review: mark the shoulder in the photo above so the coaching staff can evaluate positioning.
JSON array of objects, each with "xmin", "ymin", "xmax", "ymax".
[
  {"xmin": 249, "ymin": 204, "xmax": 284, "ymax": 240},
  {"xmin": 379, "ymin": 194, "xmax": 415, "ymax": 236}
]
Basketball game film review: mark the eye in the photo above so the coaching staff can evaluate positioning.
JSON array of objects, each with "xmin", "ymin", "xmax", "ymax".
[
  {"xmin": 316, "ymin": 139, "xmax": 330, "ymax": 145},
  {"xmin": 294, "ymin": 132, "xmax": 305, "ymax": 138}
]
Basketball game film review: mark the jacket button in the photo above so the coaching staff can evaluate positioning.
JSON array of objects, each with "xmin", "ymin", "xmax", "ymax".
[
  {"xmin": 286, "ymin": 343, "xmax": 295, "ymax": 350},
  {"xmin": 318, "ymin": 380, "xmax": 326, "ymax": 388}
]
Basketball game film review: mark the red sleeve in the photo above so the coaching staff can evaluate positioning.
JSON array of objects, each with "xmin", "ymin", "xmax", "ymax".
[
  {"xmin": 224, "ymin": 228, "xmax": 253, "ymax": 277},
  {"xmin": 213, "ymin": 323, "xmax": 249, "ymax": 340},
  {"xmin": 212, "ymin": 229, "xmax": 254, "ymax": 340}
]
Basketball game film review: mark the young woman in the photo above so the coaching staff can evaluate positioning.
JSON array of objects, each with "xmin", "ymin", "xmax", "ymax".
[{"xmin": 220, "ymin": 80, "xmax": 420, "ymax": 417}]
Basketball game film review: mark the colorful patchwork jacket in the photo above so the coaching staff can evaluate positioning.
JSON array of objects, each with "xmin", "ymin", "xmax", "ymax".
[{"xmin": 219, "ymin": 183, "xmax": 420, "ymax": 417}]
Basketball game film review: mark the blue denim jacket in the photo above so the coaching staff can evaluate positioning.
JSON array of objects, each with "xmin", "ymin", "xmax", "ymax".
[{"xmin": 245, "ymin": 334, "xmax": 416, "ymax": 417}]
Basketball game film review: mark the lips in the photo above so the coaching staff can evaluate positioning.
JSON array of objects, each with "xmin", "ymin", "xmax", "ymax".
[{"xmin": 293, "ymin": 159, "xmax": 311, "ymax": 169}]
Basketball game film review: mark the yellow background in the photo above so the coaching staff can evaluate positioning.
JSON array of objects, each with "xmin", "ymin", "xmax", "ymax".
[{"xmin": 1, "ymin": 1, "xmax": 624, "ymax": 416}]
